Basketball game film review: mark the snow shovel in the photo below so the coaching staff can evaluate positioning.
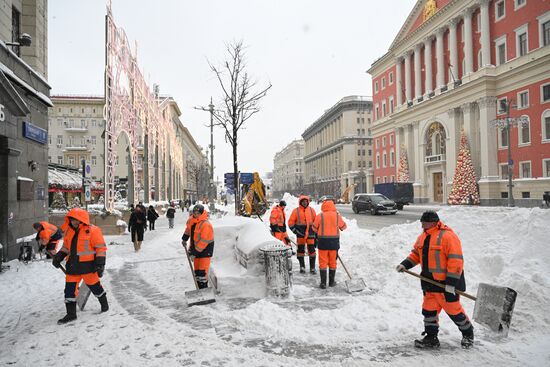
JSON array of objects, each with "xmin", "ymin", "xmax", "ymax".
[
  {"xmin": 403, "ymin": 269, "xmax": 517, "ymax": 336},
  {"xmin": 59, "ymin": 264, "xmax": 92, "ymax": 311},
  {"xmin": 184, "ymin": 248, "xmax": 216, "ymax": 306},
  {"xmin": 337, "ymin": 255, "xmax": 366, "ymax": 293}
]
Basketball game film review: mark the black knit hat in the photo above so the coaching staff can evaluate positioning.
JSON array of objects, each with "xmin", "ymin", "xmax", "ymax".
[
  {"xmin": 420, "ymin": 210, "xmax": 439, "ymax": 222},
  {"xmin": 279, "ymin": 200, "xmax": 287, "ymax": 207}
]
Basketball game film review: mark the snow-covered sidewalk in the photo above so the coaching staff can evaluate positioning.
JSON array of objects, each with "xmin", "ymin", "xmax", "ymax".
[{"xmin": 1, "ymin": 203, "xmax": 549, "ymax": 366}]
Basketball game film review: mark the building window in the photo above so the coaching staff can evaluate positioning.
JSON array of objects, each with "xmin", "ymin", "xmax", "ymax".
[
  {"xmin": 495, "ymin": 36, "xmax": 507, "ymax": 65},
  {"xmin": 69, "ymin": 156, "xmax": 75, "ymax": 167},
  {"xmin": 495, "ymin": 0, "xmax": 506, "ymax": 21},
  {"xmin": 518, "ymin": 91, "xmax": 529, "ymax": 109},
  {"xmin": 11, "ymin": 6, "xmax": 21, "ymax": 56},
  {"xmin": 521, "ymin": 191, "xmax": 530, "ymax": 198},
  {"xmin": 515, "ymin": 0, "xmax": 526, "ymax": 10},
  {"xmin": 48, "ymin": 156, "xmax": 51, "ymax": 163},
  {"xmin": 538, "ymin": 11, "xmax": 550, "ymax": 47},
  {"xmin": 541, "ymin": 83, "xmax": 550, "ymax": 103},
  {"xmin": 500, "ymin": 163, "xmax": 509, "ymax": 179},
  {"xmin": 391, "ymin": 175, "xmax": 395, "ymax": 182},
  {"xmin": 515, "ymin": 24, "xmax": 528, "ymax": 57},
  {"xmin": 476, "ymin": 12, "xmax": 481, "ymax": 33},
  {"xmin": 383, "ymin": 152, "xmax": 387, "ymax": 167},
  {"xmin": 382, "ymin": 137, "xmax": 386, "ymax": 147},
  {"xmin": 518, "ymin": 116, "xmax": 530, "ymax": 145},
  {"xmin": 92, "ymin": 156, "xmax": 97, "ymax": 166},
  {"xmin": 57, "ymin": 135, "xmax": 63, "ymax": 146},
  {"xmin": 383, "ymin": 176, "xmax": 388, "ymax": 183},
  {"xmin": 376, "ymin": 139, "xmax": 379, "ymax": 149},
  {"xmin": 58, "ymin": 156, "xmax": 63, "ymax": 165},
  {"xmin": 389, "ymin": 72, "xmax": 393, "ymax": 84},
  {"xmin": 375, "ymin": 105, "xmax": 380, "ymax": 120},
  {"xmin": 376, "ymin": 154, "xmax": 380, "ymax": 168},
  {"xmin": 542, "ymin": 110, "xmax": 550, "ymax": 141},
  {"xmin": 499, "ymin": 127, "xmax": 509, "ymax": 148},
  {"xmin": 501, "ymin": 192, "xmax": 509, "ymax": 198},
  {"xmin": 520, "ymin": 161, "xmax": 531, "ymax": 178},
  {"xmin": 362, "ymin": 149, "xmax": 366, "ymax": 156},
  {"xmin": 375, "ymin": 82, "xmax": 379, "ymax": 93},
  {"xmin": 390, "ymin": 150, "xmax": 395, "ymax": 166},
  {"xmin": 376, "ymin": 177, "xmax": 381, "ymax": 184},
  {"xmin": 543, "ymin": 159, "xmax": 550, "ymax": 177},
  {"xmin": 390, "ymin": 134, "xmax": 394, "ymax": 145},
  {"xmin": 389, "ymin": 96, "xmax": 394, "ymax": 113},
  {"xmin": 91, "ymin": 136, "xmax": 97, "ymax": 145},
  {"xmin": 477, "ymin": 49, "xmax": 483, "ymax": 69},
  {"xmin": 368, "ymin": 149, "xmax": 372, "ymax": 156},
  {"xmin": 48, "ymin": 135, "xmax": 52, "ymax": 145},
  {"xmin": 358, "ymin": 149, "xmax": 361, "ymax": 156},
  {"xmin": 382, "ymin": 77, "xmax": 386, "ymax": 89},
  {"xmin": 498, "ymin": 97, "xmax": 508, "ymax": 115},
  {"xmin": 382, "ymin": 101, "xmax": 387, "ymax": 116}
]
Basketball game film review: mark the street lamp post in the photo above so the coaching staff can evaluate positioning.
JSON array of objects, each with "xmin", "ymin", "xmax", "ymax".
[
  {"xmin": 491, "ymin": 99, "xmax": 529, "ymax": 207},
  {"xmin": 194, "ymin": 98, "xmax": 216, "ymax": 211}
]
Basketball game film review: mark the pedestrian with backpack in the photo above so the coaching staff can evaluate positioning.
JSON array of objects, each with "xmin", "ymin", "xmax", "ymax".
[{"xmin": 147, "ymin": 205, "xmax": 159, "ymax": 230}]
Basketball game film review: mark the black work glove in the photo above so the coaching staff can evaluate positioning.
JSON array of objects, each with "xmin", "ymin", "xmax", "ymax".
[
  {"xmin": 96, "ymin": 265, "xmax": 105, "ymax": 278},
  {"xmin": 52, "ymin": 252, "xmax": 66, "ymax": 268}
]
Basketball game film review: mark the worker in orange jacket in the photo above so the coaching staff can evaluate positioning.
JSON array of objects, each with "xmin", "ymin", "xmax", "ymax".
[
  {"xmin": 33, "ymin": 221, "xmax": 63, "ymax": 258},
  {"xmin": 52, "ymin": 208, "xmax": 109, "ymax": 324},
  {"xmin": 182, "ymin": 204, "xmax": 215, "ymax": 289},
  {"xmin": 396, "ymin": 210, "xmax": 474, "ymax": 349},
  {"xmin": 288, "ymin": 195, "xmax": 317, "ymax": 273},
  {"xmin": 312, "ymin": 199, "xmax": 347, "ymax": 289},
  {"xmin": 269, "ymin": 200, "xmax": 290, "ymax": 245}
]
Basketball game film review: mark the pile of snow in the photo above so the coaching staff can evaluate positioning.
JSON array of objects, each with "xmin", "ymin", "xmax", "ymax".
[{"xmin": 0, "ymin": 205, "xmax": 548, "ymax": 366}]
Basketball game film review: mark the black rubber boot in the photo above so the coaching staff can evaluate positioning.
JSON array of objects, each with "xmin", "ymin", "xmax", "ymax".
[
  {"xmin": 57, "ymin": 302, "xmax": 77, "ymax": 324},
  {"xmin": 98, "ymin": 294, "xmax": 109, "ymax": 313},
  {"xmin": 329, "ymin": 269, "xmax": 336, "ymax": 287},
  {"xmin": 309, "ymin": 256, "xmax": 316, "ymax": 274},
  {"xmin": 414, "ymin": 333, "xmax": 440, "ymax": 349},
  {"xmin": 298, "ymin": 257, "xmax": 306, "ymax": 273},
  {"xmin": 319, "ymin": 269, "xmax": 327, "ymax": 289},
  {"xmin": 461, "ymin": 330, "xmax": 474, "ymax": 349},
  {"xmin": 198, "ymin": 281, "xmax": 208, "ymax": 289}
]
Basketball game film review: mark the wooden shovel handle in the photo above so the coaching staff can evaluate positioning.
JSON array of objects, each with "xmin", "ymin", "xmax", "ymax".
[
  {"xmin": 403, "ymin": 269, "xmax": 477, "ymax": 301},
  {"xmin": 337, "ymin": 255, "xmax": 353, "ymax": 280}
]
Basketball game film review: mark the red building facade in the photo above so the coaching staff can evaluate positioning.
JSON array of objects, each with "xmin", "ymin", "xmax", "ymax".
[{"xmin": 368, "ymin": 0, "xmax": 550, "ymax": 205}]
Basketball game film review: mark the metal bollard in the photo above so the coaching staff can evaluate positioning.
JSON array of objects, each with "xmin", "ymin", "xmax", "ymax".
[{"xmin": 259, "ymin": 244, "xmax": 293, "ymax": 297}]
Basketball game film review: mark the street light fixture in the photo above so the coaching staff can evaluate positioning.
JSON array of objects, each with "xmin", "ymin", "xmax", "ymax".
[
  {"xmin": 5, "ymin": 33, "xmax": 32, "ymax": 47},
  {"xmin": 490, "ymin": 99, "xmax": 529, "ymax": 207}
]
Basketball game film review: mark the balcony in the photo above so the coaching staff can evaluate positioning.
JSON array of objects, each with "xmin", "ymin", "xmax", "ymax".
[
  {"xmin": 64, "ymin": 126, "xmax": 88, "ymax": 133},
  {"xmin": 424, "ymin": 154, "xmax": 446, "ymax": 165},
  {"xmin": 64, "ymin": 145, "xmax": 90, "ymax": 152}
]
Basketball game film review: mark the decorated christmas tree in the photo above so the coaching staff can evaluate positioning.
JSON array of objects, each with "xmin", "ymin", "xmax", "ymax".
[
  {"xmin": 397, "ymin": 144, "xmax": 410, "ymax": 182},
  {"xmin": 50, "ymin": 191, "xmax": 67, "ymax": 210},
  {"xmin": 448, "ymin": 130, "xmax": 480, "ymax": 205},
  {"xmin": 71, "ymin": 195, "xmax": 82, "ymax": 208},
  {"xmin": 98, "ymin": 194, "xmax": 105, "ymax": 205},
  {"xmin": 114, "ymin": 190, "xmax": 123, "ymax": 202}
]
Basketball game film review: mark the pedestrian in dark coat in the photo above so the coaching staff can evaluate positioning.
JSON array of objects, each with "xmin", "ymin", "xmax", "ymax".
[
  {"xmin": 129, "ymin": 205, "xmax": 147, "ymax": 251},
  {"xmin": 166, "ymin": 204, "xmax": 176, "ymax": 229},
  {"xmin": 147, "ymin": 205, "xmax": 159, "ymax": 230}
]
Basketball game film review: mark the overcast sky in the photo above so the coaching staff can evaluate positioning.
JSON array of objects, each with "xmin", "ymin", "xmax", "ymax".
[{"xmin": 48, "ymin": 0, "xmax": 415, "ymax": 181}]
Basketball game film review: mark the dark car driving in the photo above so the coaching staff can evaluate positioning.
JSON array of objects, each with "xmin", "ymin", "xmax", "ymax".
[{"xmin": 352, "ymin": 193, "xmax": 398, "ymax": 215}]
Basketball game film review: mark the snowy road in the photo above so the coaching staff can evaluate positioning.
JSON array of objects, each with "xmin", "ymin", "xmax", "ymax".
[{"xmin": 1, "ymin": 201, "xmax": 549, "ymax": 366}]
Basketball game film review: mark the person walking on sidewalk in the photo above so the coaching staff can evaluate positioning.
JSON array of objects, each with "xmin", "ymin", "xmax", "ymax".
[
  {"xmin": 396, "ymin": 210, "xmax": 474, "ymax": 349},
  {"xmin": 166, "ymin": 203, "xmax": 176, "ymax": 228},
  {"xmin": 181, "ymin": 204, "xmax": 215, "ymax": 289},
  {"xmin": 129, "ymin": 205, "xmax": 146, "ymax": 251},
  {"xmin": 269, "ymin": 200, "xmax": 290, "ymax": 246},
  {"xmin": 147, "ymin": 205, "xmax": 159, "ymax": 230},
  {"xmin": 52, "ymin": 208, "xmax": 108, "ymax": 324},
  {"xmin": 312, "ymin": 199, "xmax": 347, "ymax": 289},
  {"xmin": 288, "ymin": 195, "xmax": 317, "ymax": 274},
  {"xmin": 33, "ymin": 221, "xmax": 63, "ymax": 258}
]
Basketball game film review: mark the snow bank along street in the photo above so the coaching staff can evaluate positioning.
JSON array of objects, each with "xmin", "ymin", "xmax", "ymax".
[{"xmin": 1, "ymin": 200, "xmax": 549, "ymax": 366}]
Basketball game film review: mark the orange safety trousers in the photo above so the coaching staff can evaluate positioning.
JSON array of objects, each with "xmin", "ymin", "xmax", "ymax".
[
  {"xmin": 296, "ymin": 237, "xmax": 315, "ymax": 245},
  {"xmin": 421, "ymin": 292, "xmax": 473, "ymax": 335},
  {"xmin": 194, "ymin": 257, "xmax": 211, "ymax": 277},
  {"xmin": 64, "ymin": 272, "xmax": 104, "ymax": 302},
  {"xmin": 273, "ymin": 231, "xmax": 289, "ymax": 245},
  {"xmin": 318, "ymin": 249, "xmax": 337, "ymax": 270},
  {"xmin": 422, "ymin": 292, "xmax": 466, "ymax": 315}
]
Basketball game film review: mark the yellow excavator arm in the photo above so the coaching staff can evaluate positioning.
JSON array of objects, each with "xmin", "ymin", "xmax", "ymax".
[
  {"xmin": 241, "ymin": 172, "xmax": 268, "ymax": 216},
  {"xmin": 340, "ymin": 183, "xmax": 357, "ymax": 204}
]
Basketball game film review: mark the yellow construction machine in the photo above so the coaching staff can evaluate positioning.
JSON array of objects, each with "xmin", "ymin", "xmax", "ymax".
[
  {"xmin": 240, "ymin": 172, "xmax": 269, "ymax": 217},
  {"xmin": 340, "ymin": 183, "xmax": 357, "ymax": 204}
]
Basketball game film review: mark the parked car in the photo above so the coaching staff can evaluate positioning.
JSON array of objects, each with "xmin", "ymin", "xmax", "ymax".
[
  {"xmin": 352, "ymin": 193, "xmax": 398, "ymax": 215},
  {"xmin": 317, "ymin": 195, "xmax": 335, "ymax": 204}
]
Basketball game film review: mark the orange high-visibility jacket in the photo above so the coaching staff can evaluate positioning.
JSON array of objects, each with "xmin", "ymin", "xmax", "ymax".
[
  {"xmin": 38, "ymin": 221, "xmax": 62, "ymax": 245},
  {"xmin": 288, "ymin": 195, "xmax": 316, "ymax": 240},
  {"xmin": 404, "ymin": 221, "xmax": 465, "ymax": 290},
  {"xmin": 269, "ymin": 205, "xmax": 287, "ymax": 233},
  {"xmin": 312, "ymin": 200, "xmax": 347, "ymax": 250},
  {"xmin": 183, "ymin": 211, "xmax": 214, "ymax": 258},
  {"xmin": 59, "ymin": 208, "xmax": 107, "ymax": 275}
]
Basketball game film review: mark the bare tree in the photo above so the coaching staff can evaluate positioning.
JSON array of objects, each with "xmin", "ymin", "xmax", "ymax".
[
  {"xmin": 209, "ymin": 41, "xmax": 272, "ymax": 214},
  {"xmin": 187, "ymin": 161, "xmax": 207, "ymax": 201}
]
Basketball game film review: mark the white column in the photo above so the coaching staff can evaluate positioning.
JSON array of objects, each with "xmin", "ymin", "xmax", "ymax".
[
  {"xmin": 449, "ymin": 18, "xmax": 458, "ymax": 83},
  {"xmin": 477, "ymin": 97, "xmax": 498, "ymax": 179},
  {"xmin": 413, "ymin": 121, "xmax": 421, "ymax": 184},
  {"xmin": 424, "ymin": 36, "xmax": 434, "ymax": 96},
  {"xmin": 414, "ymin": 44, "xmax": 422, "ymax": 100},
  {"xmin": 461, "ymin": 102, "xmax": 480, "ymax": 178},
  {"xmin": 480, "ymin": 0, "xmax": 492, "ymax": 67},
  {"xmin": 396, "ymin": 57, "xmax": 403, "ymax": 106},
  {"xmin": 463, "ymin": 7, "xmax": 474, "ymax": 75},
  {"xmin": 404, "ymin": 51, "xmax": 412, "ymax": 103},
  {"xmin": 436, "ymin": 27, "xmax": 446, "ymax": 90},
  {"xmin": 446, "ymin": 108, "xmax": 459, "ymax": 184}
]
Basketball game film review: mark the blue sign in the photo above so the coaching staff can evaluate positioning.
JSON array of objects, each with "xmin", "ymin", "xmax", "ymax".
[
  {"xmin": 240, "ymin": 173, "xmax": 254, "ymax": 184},
  {"xmin": 22, "ymin": 121, "xmax": 47, "ymax": 145},
  {"xmin": 508, "ymin": 159, "xmax": 513, "ymax": 166}
]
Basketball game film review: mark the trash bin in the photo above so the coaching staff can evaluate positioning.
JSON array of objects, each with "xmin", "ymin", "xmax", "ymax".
[{"xmin": 260, "ymin": 243, "xmax": 293, "ymax": 297}]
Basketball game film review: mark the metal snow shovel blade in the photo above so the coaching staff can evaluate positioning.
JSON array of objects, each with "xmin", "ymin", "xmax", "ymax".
[
  {"xmin": 184, "ymin": 249, "xmax": 216, "ymax": 306},
  {"xmin": 337, "ymin": 255, "xmax": 366, "ymax": 293},
  {"xmin": 403, "ymin": 270, "xmax": 517, "ymax": 336},
  {"xmin": 59, "ymin": 265, "xmax": 92, "ymax": 310}
]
